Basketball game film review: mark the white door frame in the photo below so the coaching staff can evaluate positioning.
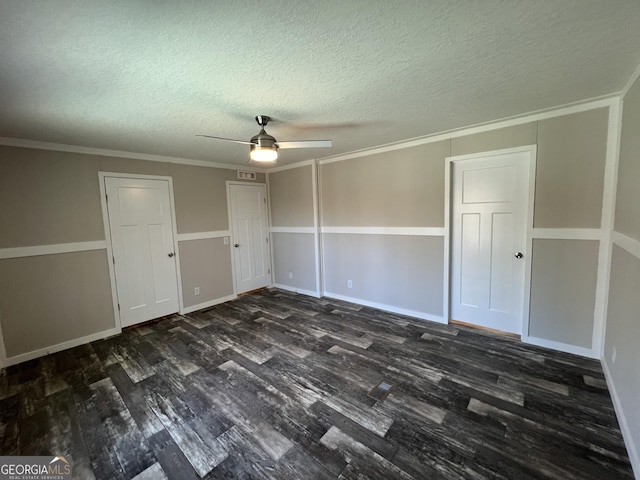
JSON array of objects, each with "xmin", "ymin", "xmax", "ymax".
[
  {"xmin": 226, "ymin": 180, "xmax": 271, "ymax": 296},
  {"xmin": 444, "ymin": 145, "xmax": 537, "ymax": 337},
  {"xmin": 99, "ymin": 172, "xmax": 185, "ymax": 328}
]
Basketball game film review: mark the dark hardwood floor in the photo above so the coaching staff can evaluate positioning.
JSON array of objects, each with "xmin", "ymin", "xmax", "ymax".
[{"xmin": 0, "ymin": 289, "xmax": 633, "ymax": 479}]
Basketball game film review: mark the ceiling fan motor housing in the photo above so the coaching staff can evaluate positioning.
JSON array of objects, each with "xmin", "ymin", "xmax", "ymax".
[{"xmin": 250, "ymin": 128, "xmax": 278, "ymax": 149}]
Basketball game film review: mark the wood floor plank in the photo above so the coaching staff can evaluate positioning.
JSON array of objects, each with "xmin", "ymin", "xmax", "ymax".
[{"xmin": 1, "ymin": 288, "xmax": 633, "ymax": 479}]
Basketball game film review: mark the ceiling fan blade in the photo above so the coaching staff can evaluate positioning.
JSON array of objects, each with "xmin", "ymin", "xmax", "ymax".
[
  {"xmin": 276, "ymin": 140, "xmax": 332, "ymax": 149},
  {"xmin": 196, "ymin": 134, "xmax": 254, "ymax": 145}
]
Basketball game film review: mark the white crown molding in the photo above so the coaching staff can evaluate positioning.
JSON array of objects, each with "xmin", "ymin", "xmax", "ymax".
[
  {"xmin": 1, "ymin": 91, "xmax": 623, "ymax": 174},
  {"xmin": 0, "ymin": 240, "xmax": 107, "ymax": 259},
  {"xmin": 318, "ymin": 95, "xmax": 618, "ymax": 166},
  {"xmin": 176, "ymin": 230, "xmax": 230, "ymax": 242},
  {"xmin": 0, "ymin": 137, "xmax": 267, "ymax": 173}
]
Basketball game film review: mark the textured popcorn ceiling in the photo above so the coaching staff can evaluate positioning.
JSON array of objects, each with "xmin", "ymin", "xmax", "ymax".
[{"xmin": 1, "ymin": 1, "xmax": 639, "ymax": 167}]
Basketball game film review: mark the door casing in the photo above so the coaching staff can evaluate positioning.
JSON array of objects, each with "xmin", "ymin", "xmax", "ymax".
[
  {"xmin": 99, "ymin": 172, "xmax": 184, "ymax": 329},
  {"xmin": 226, "ymin": 181, "xmax": 272, "ymax": 295},
  {"xmin": 444, "ymin": 146, "xmax": 537, "ymax": 337}
]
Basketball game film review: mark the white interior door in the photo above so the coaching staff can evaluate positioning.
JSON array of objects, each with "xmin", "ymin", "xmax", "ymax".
[
  {"xmin": 105, "ymin": 177, "xmax": 180, "ymax": 327},
  {"xmin": 228, "ymin": 183, "xmax": 271, "ymax": 294},
  {"xmin": 450, "ymin": 151, "xmax": 530, "ymax": 334}
]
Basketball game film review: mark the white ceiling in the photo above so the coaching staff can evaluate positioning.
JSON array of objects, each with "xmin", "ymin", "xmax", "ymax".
[{"xmin": 1, "ymin": 1, "xmax": 639, "ymax": 168}]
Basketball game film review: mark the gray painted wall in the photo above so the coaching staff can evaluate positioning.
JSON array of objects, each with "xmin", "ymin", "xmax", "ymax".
[
  {"xmin": 319, "ymin": 140, "xmax": 449, "ymax": 318},
  {"xmin": 450, "ymin": 123, "xmax": 537, "ymax": 157},
  {"xmin": 605, "ymin": 246, "xmax": 640, "ymax": 472},
  {"xmin": 0, "ymin": 250, "xmax": 113, "ymax": 357},
  {"xmin": 529, "ymin": 239, "xmax": 599, "ymax": 347},
  {"xmin": 267, "ymin": 164, "xmax": 318, "ymax": 294},
  {"xmin": 0, "ymin": 146, "xmax": 262, "ymax": 358},
  {"xmin": 319, "ymin": 108, "xmax": 608, "ymax": 341},
  {"xmin": 604, "ymin": 75, "xmax": 640, "ymax": 475},
  {"xmin": 615, "ymin": 80, "xmax": 640, "ymax": 240},
  {"xmin": 269, "ymin": 165, "xmax": 314, "ymax": 228},
  {"xmin": 272, "ymin": 233, "xmax": 317, "ymax": 292},
  {"xmin": 320, "ymin": 141, "xmax": 449, "ymax": 228},
  {"xmin": 178, "ymin": 237, "xmax": 234, "ymax": 308},
  {"xmin": 322, "ymin": 234, "xmax": 444, "ymax": 317},
  {"xmin": 535, "ymin": 109, "xmax": 608, "ymax": 228}
]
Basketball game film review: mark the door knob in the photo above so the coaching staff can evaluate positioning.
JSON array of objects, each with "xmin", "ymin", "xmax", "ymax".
[
  {"xmin": 515, "ymin": 252, "xmax": 523, "ymax": 259},
  {"xmin": 234, "ymin": 244, "xmax": 240, "ymax": 248},
  {"xmin": 168, "ymin": 252, "xmax": 175, "ymax": 258}
]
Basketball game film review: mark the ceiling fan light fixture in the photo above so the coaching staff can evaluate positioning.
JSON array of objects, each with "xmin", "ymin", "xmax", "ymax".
[
  {"xmin": 197, "ymin": 114, "xmax": 331, "ymax": 163},
  {"xmin": 249, "ymin": 144, "xmax": 278, "ymax": 162}
]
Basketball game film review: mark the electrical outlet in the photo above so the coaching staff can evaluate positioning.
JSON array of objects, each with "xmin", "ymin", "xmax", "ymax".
[
  {"xmin": 194, "ymin": 287, "xmax": 200, "ymax": 296},
  {"xmin": 612, "ymin": 347, "xmax": 617, "ymax": 364},
  {"xmin": 288, "ymin": 272, "xmax": 293, "ymax": 279},
  {"xmin": 347, "ymin": 280, "xmax": 353, "ymax": 288}
]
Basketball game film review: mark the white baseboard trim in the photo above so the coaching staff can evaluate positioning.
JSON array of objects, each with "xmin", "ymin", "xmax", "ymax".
[
  {"xmin": 523, "ymin": 335, "xmax": 599, "ymax": 359},
  {"xmin": 271, "ymin": 283, "xmax": 321, "ymax": 298},
  {"xmin": 602, "ymin": 358, "xmax": 640, "ymax": 479},
  {"xmin": 322, "ymin": 291, "xmax": 446, "ymax": 324},
  {"xmin": 180, "ymin": 294, "xmax": 237, "ymax": 314},
  {"xmin": 0, "ymin": 327, "xmax": 121, "ymax": 368}
]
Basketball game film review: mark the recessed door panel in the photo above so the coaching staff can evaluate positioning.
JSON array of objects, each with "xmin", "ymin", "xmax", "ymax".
[
  {"xmin": 236, "ymin": 219, "xmax": 252, "ymax": 282},
  {"xmin": 462, "ymin": 165, "xmax": 515, "ymax": 204},
  {"xmin": 460, "ymin": 213, "xmax": 481, "ymax": 308},
  {"xmin": 489, "ymin": 212, "xmax": 514, "ymax": 314},
  {"xmin": 122, "ymin": 224, "xmax": 146, "ymax": 309}
]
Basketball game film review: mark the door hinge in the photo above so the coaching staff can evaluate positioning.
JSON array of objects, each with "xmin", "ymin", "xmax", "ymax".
[
  {"xmin": 268, "ymin": 268, "xmax": 271, "ymax": 274},
  {"xmin": 112, "ymin": 256, "xmax": 116, "ymax": 265},
  {"xmin": 264, "ymin": 197, "xmax": 266, "ymax": 204},
  {"xmin": 105, "ymin": 194, "xmax": 108, "ymax": 203},
  {"xmin": 266, "ymin": 237, "xmax": 269, "ymax": 243},
  {"xmin": 117, "ymin": 303, "xmax": 120, "ymax": 311}
]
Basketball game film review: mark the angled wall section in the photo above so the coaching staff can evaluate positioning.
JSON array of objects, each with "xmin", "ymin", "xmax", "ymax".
[
  {"xmin": 603, "ymin": 73, "xmax": 640, "ymax": 477},
  {"xmin": 267, "ymin": 162, "xmax": 320, "ymax": 296}
]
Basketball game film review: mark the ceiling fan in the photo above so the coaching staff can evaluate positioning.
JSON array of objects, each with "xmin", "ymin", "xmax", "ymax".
[{"xmin": 197, "ymin": 115, "xmax": 332, "ymax": 162}]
